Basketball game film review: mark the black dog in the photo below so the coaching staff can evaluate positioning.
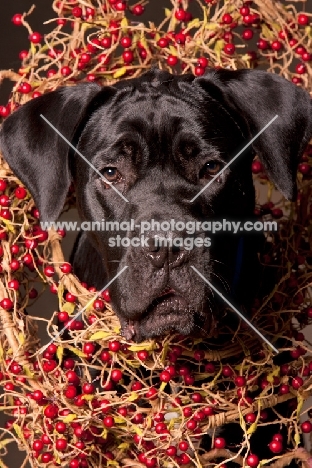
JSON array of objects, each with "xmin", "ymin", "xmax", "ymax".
[{"xmin": 1, "ymin": 67, "xmax": 312, "ymax": 345}]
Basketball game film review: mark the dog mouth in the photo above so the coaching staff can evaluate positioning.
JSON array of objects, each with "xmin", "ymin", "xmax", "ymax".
[{"xmin": 120, "ymin": 287, "xmax": 202, "ymax": 342}]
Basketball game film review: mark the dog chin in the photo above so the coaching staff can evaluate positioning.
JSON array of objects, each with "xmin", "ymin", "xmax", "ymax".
[{"xmin": 119, "ymin": 294, "xmax": 209, "ymax": 342}]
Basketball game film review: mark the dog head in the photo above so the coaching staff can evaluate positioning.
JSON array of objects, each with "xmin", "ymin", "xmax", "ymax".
[{"xmin": 1, "ymin": 68, "xmax": 311, "ymax": 341}]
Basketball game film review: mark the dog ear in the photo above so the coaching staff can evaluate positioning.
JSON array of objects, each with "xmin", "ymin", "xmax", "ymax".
[
  {"xmin": 0, "ymin": 83, "xmax": 115, "ymax": 222},
  {"xmin": 195, "ymin": 69, "xmax": 312, "ymax": 200}
]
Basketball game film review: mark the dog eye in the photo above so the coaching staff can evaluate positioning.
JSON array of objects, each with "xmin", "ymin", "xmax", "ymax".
[
  {"xmin": 101, "ymin": 167, "xmax": 120, "ymax": 183},
  {"xmin": 200, "ymin": 161, "xmax": 222, "ymax": 178}
]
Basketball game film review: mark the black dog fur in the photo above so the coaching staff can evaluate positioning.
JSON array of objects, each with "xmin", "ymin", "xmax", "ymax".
[
  {"xmin": 1, "ymin": 67, "xmax": 312, "ymax": 463},
  {"xmin": 1, "ymin": 67, "xmax": 312, "ymax": 343}
]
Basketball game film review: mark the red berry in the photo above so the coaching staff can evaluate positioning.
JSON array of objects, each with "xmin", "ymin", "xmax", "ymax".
[
  {"xmin": 222, "ymin": 13, "xmax": 233, "ymax": 24},
  {"xmin": 120, "ymin": 36, "xmax": 132, "ymax": 48},
  {"xmin": 296, "ymin": 63, "xmax": 307, "ymax": 74},
  {"xmin": 109, "ymin": 340, "xmax": 121, "ymax": 352},
  {"xmin": 222, "ymin": 365, "xmax": 233, "ymax": 377},
  {"xmin": 111, "ymin": 369, "xmax": 123, "ymax": 382},
  {"xmin": 292, "ymin": 376, "xmax": 303, "ymax": 389},
  {"xmin": 245, "ymin": 412, "xmax": 257, "ymax": 423},
  {"xmin": 44, "ymin": 265, "xmax": 55, "ymax": 277},
  {"xmin": 157, "ymin": 38, "xmax": 169, "ymax": 48},
  {"xmin": 32, "ymin": 390, "xmax": 44, "ymax": 401},
  {"xmin": 132, "ymin": 4, "xmax": 144, "ymax": 15},
  {"xmin": 298, "ymin": 163, "xmax": 310, "ymax": 174},
  {"xmin": 247, "ymin": 454, "xmax": 259, "ymax": 467},
  {"xmin": 214, "ymin": 437, "xmax": 226, "ymax": 449},
  {"xmin": 60, "ymin": 262, "xmax": 72, "ymax": 274},
  {"xmin": 65, "ymin": 292, "xmax": 76, "ymax": 303},
  {"xmin": 179, "ymin": 441, "xmax": 189, "ymax": 451},
  {"xmin": 58, "ymin": 311, "xmax": 69, "ymax": 322},
  {"xmin": 103, "ymin": 416, "xmax": 114, "ymax": 427},
  {"xmin": 234, "ymin": 376, "xmax": 246, "ymax": 387},
  {"xmin": 72, "ymin": 6, "xmax": 82, "ymax": 17},
  {"xmin": 12, "ymin": 14, "xmax": 23, "ymax": 26},
  {"xmin": 44, "ymin": 404, "xmax": 58, "ymax": 419},
  {"xmin": 61, "ymin": 66, "xmax": 72, "ymax": 77},
  {"xmin": 0, "ymin": 298, "xmax": 13, "ymax": 310},
  {"xmin": 301, "ymin": 421, "xmax": 312, "ymax": 433},
  {"xmin": 64, "ymin": 385, "xmax": 77, "ymax": 399},
  {"xmin": 242, "ymin": 29, "xmax": 253, "ymax": 40},
  {"xmin": 93, "ymin": 298, "xmax": 105, "ymax": 311},
  {"xmin": 55, "ymin": 438, "xmax": 67, "ymax": 451},
  {"xmin": 32, "ymin": 439, "xmax": 44, "ymax": 451},
  {"xmin": 137, "ymin": 350, "xmax": 149, "ymax": 360},
  {"xmin": 15, "ymin": 186, "xmax": 27, "ymax": 199},
  {"xmin": 82, "ymin": 382, "xmax": 95, "ymax": 394},
  {"xmin": 298, "ymin": 14, "xmax": 309, "ymax": 26},
  {"xmin": 122, "ymin": 50, "xmax": 134, "ymax": 63},
  {"xmin": 8, "ymin": 279, "xmax": 19, "ymax": 290},
  {"xmin": 41, "ymin": 453, "xmax": 53, "ymax": 463},
  {"xmin": 167, "ymin": 55, "xmax": 178, "ymax": 66},
  {"xmin": 0, "ymin": 106, "xmax": 9, "ymax": 118},
  {"xmin": 19, "ymin": 82, "xmax": 32, "ymax": 94},
  {"xmin": 101, "ymin": 37, "xmax": 112, "ymax": 48},
  {"xmin": 175, "ymin": 9, "xmax": 186, "ymax": 21},
  {"xmin": 268, "ymin": 440, "xmax": 283, "ymax": 453},
  {"xmin": 55, "ymin": 422, "xmax": 67, "ymax": 433},
  {"xmin": 160, "ymin": 370, "xmax": 171, "ymax": 382},
  {"xmin": 29, "ymin": 32, "xmax": 42, "ymax": 44},
  {"xmin": 166, "ymin": 446, "xmax": 177, "ymax": 457},
  {"xmin": 271, "ymin": 40, "xmax": 282, "ymax": 51},
  {"xmin": 223, "ymin": 43, "xmax": 235, "ymax": 55}
]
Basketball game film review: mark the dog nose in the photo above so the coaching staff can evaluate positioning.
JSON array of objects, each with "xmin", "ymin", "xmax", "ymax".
[{"xmin": 143, "ymin": 234, "xmax": 187, "ymax": 268}]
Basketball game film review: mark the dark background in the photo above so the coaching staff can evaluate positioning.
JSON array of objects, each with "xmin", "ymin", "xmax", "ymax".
[{"xmin": 0, "ymin": 1, "xmax": 312, "ymax": 467}]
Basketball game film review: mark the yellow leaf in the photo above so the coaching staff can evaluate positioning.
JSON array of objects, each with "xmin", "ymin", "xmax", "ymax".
[
  {"xmin": 188, "ymin": 18, "xmax": 201, "ymax": 29},
  {"xmin": 0, "ymin": 439, "xmax": 12, "ymax": 449},
  {"xmin": 296, "ymin": 394, "xmax": 304, "ymax": 419},
  {"xmin": 121, "ymin": 17, "xmax": 128, "ymax": 29},
  {"xmin": 66, "ymin": 345, "xmax": 87, "ymax": 358},
  {"xmin": 169, "ymin": 45, "xmax": 177, "ymax": 56},
  {"xmin": 113, "ymin": 67, "xmax": 127, "ymax": 79},
  {"xmin": 267, "ymin": 366, "xmax": 280, "ymax": 383},
  {"xmin": 89, "ymin": 331, "xmax": 112, "ymax": 341},
  {"xmin": 305, "ymin": 26, "xmax": 312, "ymax": 38},
  {"xmin": 62, "ymin": 302, "xmax": 76, "ymax": 315},
  {"xmin": 133, "ymin": 425, "xmax": 143, "ymax": 436},
  {"xmin": 114, "ymin": 326, "xmax": 121, "ymax": 333},
  {"xmin": 107, "ymin": 461, "xmax": 119, "ymax": 466},
  {"xmin": 164, "ymin": 8, "xmax": 172, "ymax": 17},
  {"xmin": 13, "ymin": 423, "xmax": 24, "ymax": 440},
  {"xmin": 159, "ymin": 381, "xmax": 167, "ymax": 392},
  {"xmin": 81, "ymin": 394, "xmax": 94, "ymax": 401},
  {"xmin": 128, "ymin": 342, "xmax": 155, "ymax": 352},
  {"xmin": 261, "ymin": 24, "xmax": 275, "ymax": 40},
  {"xmin": 145, "ymin": 416, "xmax": 152, "ymax": 429},
  {"xmin": 0, "ymin": 219, "xmax": 15, "ymax": 233},
  {"xmin": 57, "ymin": 283, "xmax": 64, "ymax": 311},
  {"xmin": 214, "ymin": 39, "xmax": 225, "ymax": 61},
  {"xmin": 0, "ymin": 344, "xmax": 3, "ymax": 359},
  {"xmin": 56, "ymin": 346, "xmax": 64, "ymax": 364},
  {"xmin": 247, "ymin": 422, "xmax": 257, "ymax": 435},
  {"xmin": 205, "ymin": 22, "xmax": 219, "ymax": 30},
  {"xmin": 114, "ymin": 416, "xmax": 125, "ymax": 424},
  {"xmin": 118, "ymin": 442, "xmax": 130, "ymax": 449},
  {"xmin": 53, "ymin": 452, "xmax": 61, "ymax": 464},
  {"xmin": 23, "ymin": 365, "xmax": 34, "ymax": 378},
  {"xmin": 62, "ymin": 413, "xmax": 77, "ymax": 423},
  {"xmin": 102, "ymin": 428, "xmax": 108, "ymax": 439},
  {"xmin": 139, "ymin": 34, "xmax": 148, "ymax": 51},
  {"xmin": 155, "ymin": 33, "xmax": 160, "ymax": 42},
  {"xmin": 294, "ymin": 432, "xmax": 301, "ymax": 446},
  {"xmin": 127, "ymin": 392, "xmax": 139, "ymax": 402},
  {"xmin": 271, "ymin": 23, "xmax": 282, "ymax": 32}
]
